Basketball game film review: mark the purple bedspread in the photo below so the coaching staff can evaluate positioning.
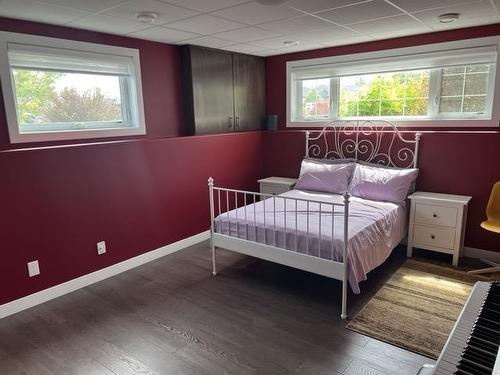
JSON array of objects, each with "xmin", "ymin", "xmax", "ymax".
[{"xmin": 214, "ymin": 189, "xmax": 406, "ymax": 293}]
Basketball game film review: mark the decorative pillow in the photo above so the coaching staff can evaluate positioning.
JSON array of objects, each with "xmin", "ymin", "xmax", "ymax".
[
  {"xmin": 349, "ymin": 164, "xmax": 419, "ymax": 203},
  {"xmin": 357, "ymin": 160, "xmax": 418, "ymax": 194},
  {"xmin": 295, "ymin": 159, "xmax": 356, "ymax": 194}
]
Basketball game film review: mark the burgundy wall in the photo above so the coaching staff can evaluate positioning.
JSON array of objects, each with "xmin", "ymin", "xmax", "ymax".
[
  {"xmin": 265, "ymin": 24, "xmax": 500, "ymax": 253},
  {"xmin": 0, "ymin": 19, "xmax": 264, "ymax": 305}
]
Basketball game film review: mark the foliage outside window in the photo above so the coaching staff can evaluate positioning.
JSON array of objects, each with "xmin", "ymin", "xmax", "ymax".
[{"xmin": 12, "ymin": 70, "xmax": 124, "ymax": 129}]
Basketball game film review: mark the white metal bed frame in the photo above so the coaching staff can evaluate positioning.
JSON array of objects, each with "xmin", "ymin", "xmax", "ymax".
[{"xmin": 208, "ymin": 120, "xmax": 422, "ymax": 319}]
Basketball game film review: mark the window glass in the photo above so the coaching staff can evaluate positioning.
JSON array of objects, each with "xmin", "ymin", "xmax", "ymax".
[
  {"xmin": 339, "ymin": 70, "xmax": 429, "ymax": 117},
  {"xmin": 439, "ymin": 64, "xmax": 489, "ymax": 114},
  {"xmin": 302, "ymin": 78, "xmax": 330, "ymax": 119},
  {"xmin": 12, "ymin": 70, "xmax": 125, "ymax": 132}
]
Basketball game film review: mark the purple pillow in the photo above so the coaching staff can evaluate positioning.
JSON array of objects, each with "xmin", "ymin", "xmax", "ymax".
[
  {"xmin": 295, "ymin": 159, "xmax": 355, "ymax": 194},
  {"xmin": 349, "ymin": 164, "xmax": 418, "ymax": 203}
]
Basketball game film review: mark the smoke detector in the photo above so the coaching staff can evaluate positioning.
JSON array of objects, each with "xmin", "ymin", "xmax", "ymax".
[
  {"xmin": 283, "ymin": 40, "xmax": 299, "ymax": 47},
  {"xmin": 135, "ymin": 12, "xmax": 159, "ymax": 24},
  {"xmin": 438, "ymin": 13, "xmax": 460, "ymax": 23}
]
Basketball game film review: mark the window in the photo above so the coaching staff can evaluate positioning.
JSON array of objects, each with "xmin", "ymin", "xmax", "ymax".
[
  {"xmin": 0, "ymin": 32, "xmax": 146, "ymax": 143},
  {"xmin": 288, "ymin": 38, "xmax": 500, "ymax": 127}
]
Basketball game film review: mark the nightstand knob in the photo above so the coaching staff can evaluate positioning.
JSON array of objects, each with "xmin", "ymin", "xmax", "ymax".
[
  {"xmin": 430, "ymin": 234, "xmax": 436, "ymax": 240},
  {"xmin": 432, "ymin": 213, "xmax": 437, "ymax": 218}
]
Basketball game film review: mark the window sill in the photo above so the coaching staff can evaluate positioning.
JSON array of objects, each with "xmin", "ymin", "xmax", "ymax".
[
  {"xmin": 8, "ymin": 126, "xmax": 146, "ymax": 144},
  {"xmin": 287, "ymin": 118, "xmax": 500, "ymax": 128}
]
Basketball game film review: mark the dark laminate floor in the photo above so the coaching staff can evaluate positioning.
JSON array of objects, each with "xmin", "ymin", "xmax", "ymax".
[{"xmin": 0, "ymin": 242, "xmax": 433, "ymax": 375}]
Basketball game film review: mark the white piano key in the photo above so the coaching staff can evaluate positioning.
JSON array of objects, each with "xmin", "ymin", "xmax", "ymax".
[{"xmin": 434, "ymin": 282, "xmax": 492, "ymax": 373}]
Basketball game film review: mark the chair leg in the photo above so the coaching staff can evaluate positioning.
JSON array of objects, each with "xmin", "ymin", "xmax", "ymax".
[{"xmin": 468, "ymin": 259, "xmax": 500, "ymax": 275}]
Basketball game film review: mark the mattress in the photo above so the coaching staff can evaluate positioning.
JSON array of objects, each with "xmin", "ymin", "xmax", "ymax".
[{"xmin": 214, "ymin": 189, "xmax": 407, "ymax": 294}]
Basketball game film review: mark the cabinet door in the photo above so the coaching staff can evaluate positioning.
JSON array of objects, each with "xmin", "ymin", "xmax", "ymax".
[
  {"xmin": 189, "ymin": 46, "xmax": 235, "ymax": 135},
  {"xmin": 233, "ymin": 54, "xmax": 265, "ymax": 131}
]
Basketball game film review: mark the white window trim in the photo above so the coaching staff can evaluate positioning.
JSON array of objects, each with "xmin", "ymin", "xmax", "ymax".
[
  {"xmin": 0, "ymin": 32, "xmax": 146, "ymax": 143},
  {"xmin": 286, "ymin": 36, "xmax": 500, "ymax": 128}
]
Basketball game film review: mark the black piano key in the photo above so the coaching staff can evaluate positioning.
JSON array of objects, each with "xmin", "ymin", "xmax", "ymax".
[
  {"xmin": 471, "ymin": 324, "xmax": 500, "ymax": 343},
  {"xmin": 480, "ymin": 308, "xmax": 500, "ymax": 324},
  {"xmin": 467, "ymin": 337, "xmax": 498, "ymax": 356},
  {"xmin": 454, "ymin": 370, "xmax": 476, "ymax": 375},
  {"xmin": 474, "ymin": 319, "xmax": 500, "ymax": 336},
  {"xmin": 463, "ymin": 343, "xmax": 497, "ymax": 361},
  {"xmin": 456, "ymin": 359, "xmax": 491, "ymax": 375},
  {"xmin": 461, "ymin": 347, "xmax": 495, "ymax": 369},
  {"xmin": 483, "ymin": 300, "xmax": 500, "ymax": 311}
]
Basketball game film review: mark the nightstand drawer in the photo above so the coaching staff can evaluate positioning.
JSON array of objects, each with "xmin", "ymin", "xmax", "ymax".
[
  {"xmin": 412, "ymin": 224, "xmax": 456, "ymax": 250},
  {"xmin": 414, "ymin": 203, "xmax": 458, "ymax": 228},
  {"xmin": 260, "ymin": 183, "xmax": 291, "ymax": 195}
]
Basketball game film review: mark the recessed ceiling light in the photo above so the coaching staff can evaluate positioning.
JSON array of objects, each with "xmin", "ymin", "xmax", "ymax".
[
  {"xmin": 283, "ymin": 40, "xmax": 299, "ymax": 47},
  {"xmin": 438, "ymin": 13, "xmax": 460, "ymax": 23},
  {"xmin": 135, "ymin": 12, "xmax": 159, "ymax": 24},
  {"xmin": 254, "ymin": 0, "xmax": 289, "ymax": 5}
]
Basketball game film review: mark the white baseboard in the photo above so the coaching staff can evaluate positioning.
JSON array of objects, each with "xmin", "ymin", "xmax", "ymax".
[
  {"xmin": 0, "ymin": 230, "xmax": 210, "ymax": 320},
  {"xmin": 463, "ymin": 246, "xmax": 500, "ymax": 263}
]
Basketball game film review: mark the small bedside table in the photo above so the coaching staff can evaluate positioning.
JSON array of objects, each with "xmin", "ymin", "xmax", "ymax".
[
  {"xmin": 407, "ymin": 192, "xmax": 472, "ymax": 266},
  {"xmin": 258, "ymin": 177, "xmax": 297, "ymax": 195}
]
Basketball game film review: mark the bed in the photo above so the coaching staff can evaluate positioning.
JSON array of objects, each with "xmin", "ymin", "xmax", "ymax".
[{"xmin": 208, "ymin": 120, "xmax": 422, "ymax": 319}]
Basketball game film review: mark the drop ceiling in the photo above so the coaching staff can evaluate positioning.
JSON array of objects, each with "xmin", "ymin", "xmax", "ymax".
[{"xmin": 0, "ymin": 0, "xmax": 499, "ymax": 56}]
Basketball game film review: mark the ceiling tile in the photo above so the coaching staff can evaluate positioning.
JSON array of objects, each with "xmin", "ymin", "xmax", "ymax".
[
  {"xmin": 212, "ymin": 2, "xmax": 302, "ymax": 25},
  {"xmin": 348, "ymin": 14, "xmax": 430, "ymax": 37},
  {"xmin": 36, "ymin": 0, "xmax": 129, "ymax": 13},
  {"xmin": 69, "ymin": 14, "xmax": 151, "ymax": 35},
  {"xmin": 252, "ymin": 27, "xmax": 367, "ymax": 49},
  {"xmin": 259, "ymin": 14, "xmax": 336, "ymax": 34},
  {"xmin": 220, "ymin": 43, "xmax": 267, "ymax": 53},
  {"xmin": 296, "ymin": 27, "xmax": 363, "ymax": 43},
  {"xmin": 317, "ymin": 35, "xmax": 375, "ymax": 47},
  {"xmin": 388, "ymin": 0, "xmax": 481, "ymax": 13},
  {"xmin": 286, "ymin": 0, "xmax": 367, "ymax": 13},
  {"xmin": 180, "ymin": 36, "xmax": 235, "ymax": 48},
  {"xmin": 317, "ymin": 0, "xmax": 403, "ymax": 25},
  {"xmin": 102, "ymin": 0, "xmax": 200, "ymax": 26},
  {"xmin": 158, "ymin": 0, "xmax": 249, "ymax": 13},
  {"xmin": 0, "ymin": 0, "xmax": 88, "ymax": 25},
  {"xmin": 166, "ymin": 14, "xmax": 245, "ymax": 34},
  {"xmin": 212, "ymin": 27, "xmax": 282, "ymax": 43},
  {"xmin": 412, "ymin": 2, "xmax": 500, "ymax": 29},
  {"xmin": 129, "ymin": 26, "xmax": 200, "ymax": 43}
]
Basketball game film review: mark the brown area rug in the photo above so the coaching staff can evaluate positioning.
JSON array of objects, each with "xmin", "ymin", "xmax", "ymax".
[{"xmin": 346, "ymin": 259, "xmax": 490, "ymax": 359}]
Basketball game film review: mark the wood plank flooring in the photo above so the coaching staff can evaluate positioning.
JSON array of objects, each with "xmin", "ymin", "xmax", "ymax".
[{"xmin": 0, "ymin": 242, "xmax": 433, "ymax": 374}]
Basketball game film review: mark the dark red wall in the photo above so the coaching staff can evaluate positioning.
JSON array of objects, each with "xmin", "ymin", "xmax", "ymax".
[
  {"xmin": 0, "ymin": 19, "xmax": 264, "ymax": 305},
  {"xmin": 265, "ymin": 25, "xmax": 500, "ymax": 252}
]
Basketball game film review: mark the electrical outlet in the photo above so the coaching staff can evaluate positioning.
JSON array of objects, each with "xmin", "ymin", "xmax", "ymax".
[
  {"xmin": 97, "ymin": 241, "xmax": 106, "ymax": 255},
  {"xmin": 27, "ymin": 260, "xmax": 40, "ymax": 277}
]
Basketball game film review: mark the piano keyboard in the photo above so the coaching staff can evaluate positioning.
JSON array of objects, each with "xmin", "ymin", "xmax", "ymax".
[{"xmin": 433, "ymin": 281, "xmax": 500, "ymax": 375}]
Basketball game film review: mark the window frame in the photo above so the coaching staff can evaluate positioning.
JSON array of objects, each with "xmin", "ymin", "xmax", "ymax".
[
  {"xmin": 0, "ymin": 31, "xmax": 146, "ymax": 143},
  {"xmin": 286, "ymin": 36, "xmax": 500, "ymax": 128}
]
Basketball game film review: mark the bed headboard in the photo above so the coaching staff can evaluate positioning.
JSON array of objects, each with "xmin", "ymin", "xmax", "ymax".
[{"xmin": 305, "ymin": 120, "xmax": 422, "ymax": 168}]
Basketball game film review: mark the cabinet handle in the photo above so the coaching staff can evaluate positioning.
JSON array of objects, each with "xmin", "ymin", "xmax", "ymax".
[
  {"xmin": 432, "ymin": 213, "xmax": 437, "ymax": 218},
  {"xmin": 235, "ymin": 116, "xmax": 240, "ymax": 128},
  {"xmin": 430, "ymin": 234, "xmax": 436, "ymax": 240},
  {"xmin": 228, "ymin": 116, "xmax": 233, "ymax": 128}
]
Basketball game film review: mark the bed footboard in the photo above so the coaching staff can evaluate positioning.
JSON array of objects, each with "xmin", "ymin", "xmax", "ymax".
[{"xmin": 207, "ymin": 177, "xmax": 350, "ymax": 319}]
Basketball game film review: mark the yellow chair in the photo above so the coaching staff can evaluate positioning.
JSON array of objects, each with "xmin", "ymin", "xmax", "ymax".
[{"xmin": 469, "ymin": 181, "xmax": 500, "ymax": 275}]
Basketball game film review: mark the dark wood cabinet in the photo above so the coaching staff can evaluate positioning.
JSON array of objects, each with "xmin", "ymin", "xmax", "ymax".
[
  {"xmin": 233, "ymin": 53, "xmax": 265, "ymax": 132},
  {"xmin": 182, "ymin": 45, "xmax": 265, "ymax": 135}
]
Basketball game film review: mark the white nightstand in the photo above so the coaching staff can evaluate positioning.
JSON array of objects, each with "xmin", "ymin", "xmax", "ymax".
[
  {"xmin": 407, "ymin": 192, "xmax": 472, "ymax": 266},
  {"xmin": 258, "ymin": 177, "xmax": 297, "ymax": 195}
]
